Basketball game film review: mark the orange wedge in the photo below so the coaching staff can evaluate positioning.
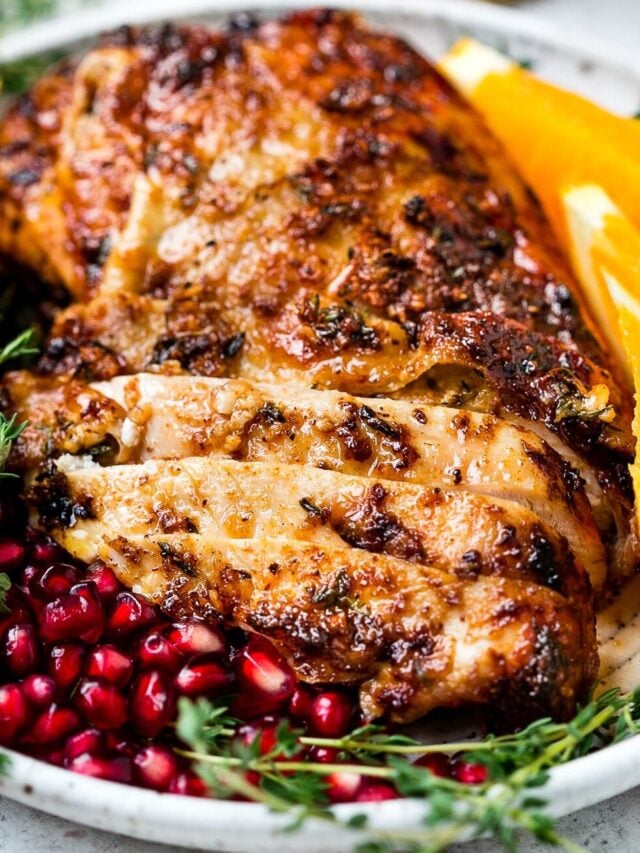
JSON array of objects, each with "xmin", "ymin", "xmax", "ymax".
[
  {"xmin": 562, "ymin": 185, "xmax": 640, "ymax": 520},
  {"xmin": 439, "ymin": 40, "xmax": 640, "ymax": 244},
  {"xmin": 563, "ymin": 185, "xmax": 638, "ymax": 381}
]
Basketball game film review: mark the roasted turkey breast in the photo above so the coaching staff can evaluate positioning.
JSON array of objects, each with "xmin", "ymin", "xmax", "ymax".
[{"xmin": 1, "ymin": 8, "xmax": 632, "ymax": 723}]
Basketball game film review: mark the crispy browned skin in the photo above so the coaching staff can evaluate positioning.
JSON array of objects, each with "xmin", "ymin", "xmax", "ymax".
[
  {"xmin": 100, "ymin": 535, "xmax": 596, "ymax": 725},
  {"xmin": 0, "ymin": 12, "xmax": 633, "ymax": 494},
  {"xmin": 0, "ymin": 9, "xmax": 631, "ymax": 723}
]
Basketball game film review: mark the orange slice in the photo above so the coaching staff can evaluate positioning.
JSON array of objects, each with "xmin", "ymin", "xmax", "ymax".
[
  {"xmin": 562, "ymin": 185, "xmax": 640, "ymax": 520},
  {"xmin": 439, "ymin": 40, "xmax": 640, "ymax": 243}
]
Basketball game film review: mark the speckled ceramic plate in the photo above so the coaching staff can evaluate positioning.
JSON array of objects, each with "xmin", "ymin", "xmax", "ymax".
[{"xmin": 1, "ymin": 2, "xmax": 640, "ymax": 850}]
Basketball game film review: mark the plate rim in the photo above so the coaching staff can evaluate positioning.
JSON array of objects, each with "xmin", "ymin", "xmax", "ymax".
[
  {"xmin": 1, "ymin": 0, "xmax": 640, "ymax": 80},
  {"xmin": 1, "ymin": 1, "xmax": 639, "ymax": 848}
]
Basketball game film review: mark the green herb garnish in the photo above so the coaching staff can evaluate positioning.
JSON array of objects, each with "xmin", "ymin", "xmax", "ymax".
[
  {"xmin": 0, "ymin": 52, "xmax": 66, "ymax": 95},
  {"xmin": 0, "ymin": 327, "xmax": 38, "ymax": 367},
  {"xmin": 175, "ymin": 687, "xmax": 640, "ymax": 852},
  {"xmin": 0, "ymin": 572, "xmax": 11, "ymax": 614},
  {"xmin": 0, "ymin": 413, "xmax": 27, "ymax": 477},
  {"xmin": 0, "ymin": 329, "xmax": 37, "ymax": 475}
]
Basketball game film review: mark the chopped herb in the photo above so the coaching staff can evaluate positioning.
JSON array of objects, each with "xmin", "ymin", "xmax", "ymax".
[
  {"xmin": 359, "ymin": 405, "xmax": 400, "ymax": 438},
  {"xmin": 310, "ymin": 569, "xmax": 350, "ymax": 607},
  {"xmin": 299, "ymin": 497, "xmax": 326, "ymax": 518},
  {"xmin": 221, "ymin": 332, "xmax": 245, "ymax": 359},
  {"xmin": 300, "ymin": 299, "xmax": 380, "ymax": 351},
  {"xmin": 158, "ymin": 541, "xmax": 197, "ymax": 576},
  {"xmin": 258, "ymin": 403, "xmax": 286, "ymax": 425}
]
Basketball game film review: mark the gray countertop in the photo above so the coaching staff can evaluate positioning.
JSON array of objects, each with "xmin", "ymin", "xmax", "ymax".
[{"xmin": 1, "ymin": 0, "xmax": 640, "ymax": 850}]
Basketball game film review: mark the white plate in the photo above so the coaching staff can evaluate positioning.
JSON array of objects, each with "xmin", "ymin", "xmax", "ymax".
[{"xmin": 1, "ymin": 2, "xmax": 640, "ymax": 850}]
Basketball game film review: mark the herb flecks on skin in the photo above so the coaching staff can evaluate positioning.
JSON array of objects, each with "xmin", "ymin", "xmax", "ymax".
[{"xmin": 176, "ymin": 688, "xmax": 640, "ymax": 852}]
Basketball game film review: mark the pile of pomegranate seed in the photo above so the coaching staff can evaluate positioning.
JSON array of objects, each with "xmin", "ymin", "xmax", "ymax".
[{"xmin": 0, "ymin": 507, "xmax": 481, "ymax": 802}]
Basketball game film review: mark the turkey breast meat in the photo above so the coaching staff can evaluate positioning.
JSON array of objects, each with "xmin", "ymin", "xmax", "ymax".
[{"xmin": 1, "ymin": 9, "xmax": 633, "ymax": 723}]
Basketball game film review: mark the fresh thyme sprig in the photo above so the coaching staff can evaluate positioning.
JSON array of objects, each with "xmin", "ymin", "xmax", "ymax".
[
  {"xmin": 0, "ymin": 52, "xmax": 67, "ymax": 95},
  {"xmin": 0, "ymin": 572, "xmax": 11, "ymax": 614},
  {"xmin": 175, "ymin": 687, "xmax": 640, "ymax": 852},
  {"xmin": 0, "ymin": 413, "xmax": 27, "ymax": 478},
  {"xmin": 0, "ymin": 328, "xmax": 38, "ymax": 367},
  {"xmin": 0, "ymin": 2, "xmax": 100, "ymax": 94},
  {"xmin": 0, "ymin": 329, "xmax": 38, "ymax": 477}
]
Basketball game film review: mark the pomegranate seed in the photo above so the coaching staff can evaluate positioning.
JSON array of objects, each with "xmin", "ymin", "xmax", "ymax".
[
  {"xmin": 455, "ymin": 761, "xmax": 488, "ymax": 785},
  {"xmin": 85, "ymin": 645, "xmax": 133, "ymax": 686},
  {"xmin": 20, "ymin": 564, "xmax": 43, "ymax": 591},
  {"xmin": 133, "ymin": 744, "xmax": 179, "ymax": 791},
  {"xmin": 105, "ymin": 732, "xmax": 134, "ymax": 754},
  {"xmin": 24, "ymin": 527, "xmax": 39, "ymax": 544},
  {"xmin": 168, "ymin": 770, "xmax": 208, "ymax": 797},
  {"xmin": 22, "ymin": 674, "xmax": 57, "ymax": 708},
  {"xmin": 259, "ymin": 725, "xmax": 279, "ymax": 756},
  {"xmin": 69, "ymin": 582, "xmax": 105, "ymax": 643},
  {"xmin": 136, "ymin": 632, "xmax": 181, "ymax": 671},
  {"xmin": 74, "ymin": 678, "xmax": 128, "ymax": 729},
  {"xmin": 64, "ymin": 728, "xmax": 104, "ymax": 762},
  {"xmin": 106, "ymin": 591, "xmax": 155, "ymax": 638},
  {"xmin": 0, "ymin": 537, "xmax": 25, "ymax": 573},
  {"xmin": 22, "ymin": 704, "xmax": 81, "ymax": 745},
  {"xmin": 308, "ymin": 692, "xmax": 353, "ymax": 738},
  {"xmin": 86, "ymin": 562, "xmax": 121, "ymax": 603},
  {"xmin": 166, "ymin": 620, "xmax": 225, "ymax": 656},
  {"xmin": 39, "ymin": 589, "xmax": 103, "ymax": 644},
  {"xmin": 0, "ymin": 683, "xmax": 30, "ymax": 744},
  {"xmin": 2, "ymin": 622, "xmax": 39, "ymax": 676},
  {"xmin": 289, "ymin": 685, "xmax": 313, "ymax": 720},
  {"xmin": 356, "ymin": 782, "xmax": 399, "ymax": 802},
  {"xmin": 130, "ymin": 669, "xmax": 174, "ymax": 737},
  {"xmin": 326, "ymin": 771, "xmax": 361, "ymax": 803},
  {"xmin": 236, "ymin": 638, "xmax": 295, "ymax": 711},
  {"xmin": 238, "ymin": 721, "xmax": 277, "ymax": 756},
  {"xmin": 175, "ymin": 654, "xmax": 234, "ymax": 698},
  {"xmin": 238, "ymin": 717, "xmax": 300, "ymax": 758},
  {"xmin": 32, "ymin": 563, "xmax": 80, "ymax": 601},
  {"xmin": 48, "ymin": 643, "xmax": 85, "ymax": 693},
  {"xmin": 307, "ymin": 746, "xmax": 339, "ymax": 763},
  {"xmin": 414, "ymin": 753, "xmax": 451, "ymax": 778},
  {"xmin": 67, "ymin": 752, "xmax": 132, "ymax": 783},
  {"xmin": 31, "ymin": 541, "xmax": 61, "ymax": 564},
  {"xmin": 1, "ymin": 586, "xmax": 32, "ymax": 625},
  {"xmin": 33, "ymin": 746, "xmax": 64, "ymax": 766}
]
